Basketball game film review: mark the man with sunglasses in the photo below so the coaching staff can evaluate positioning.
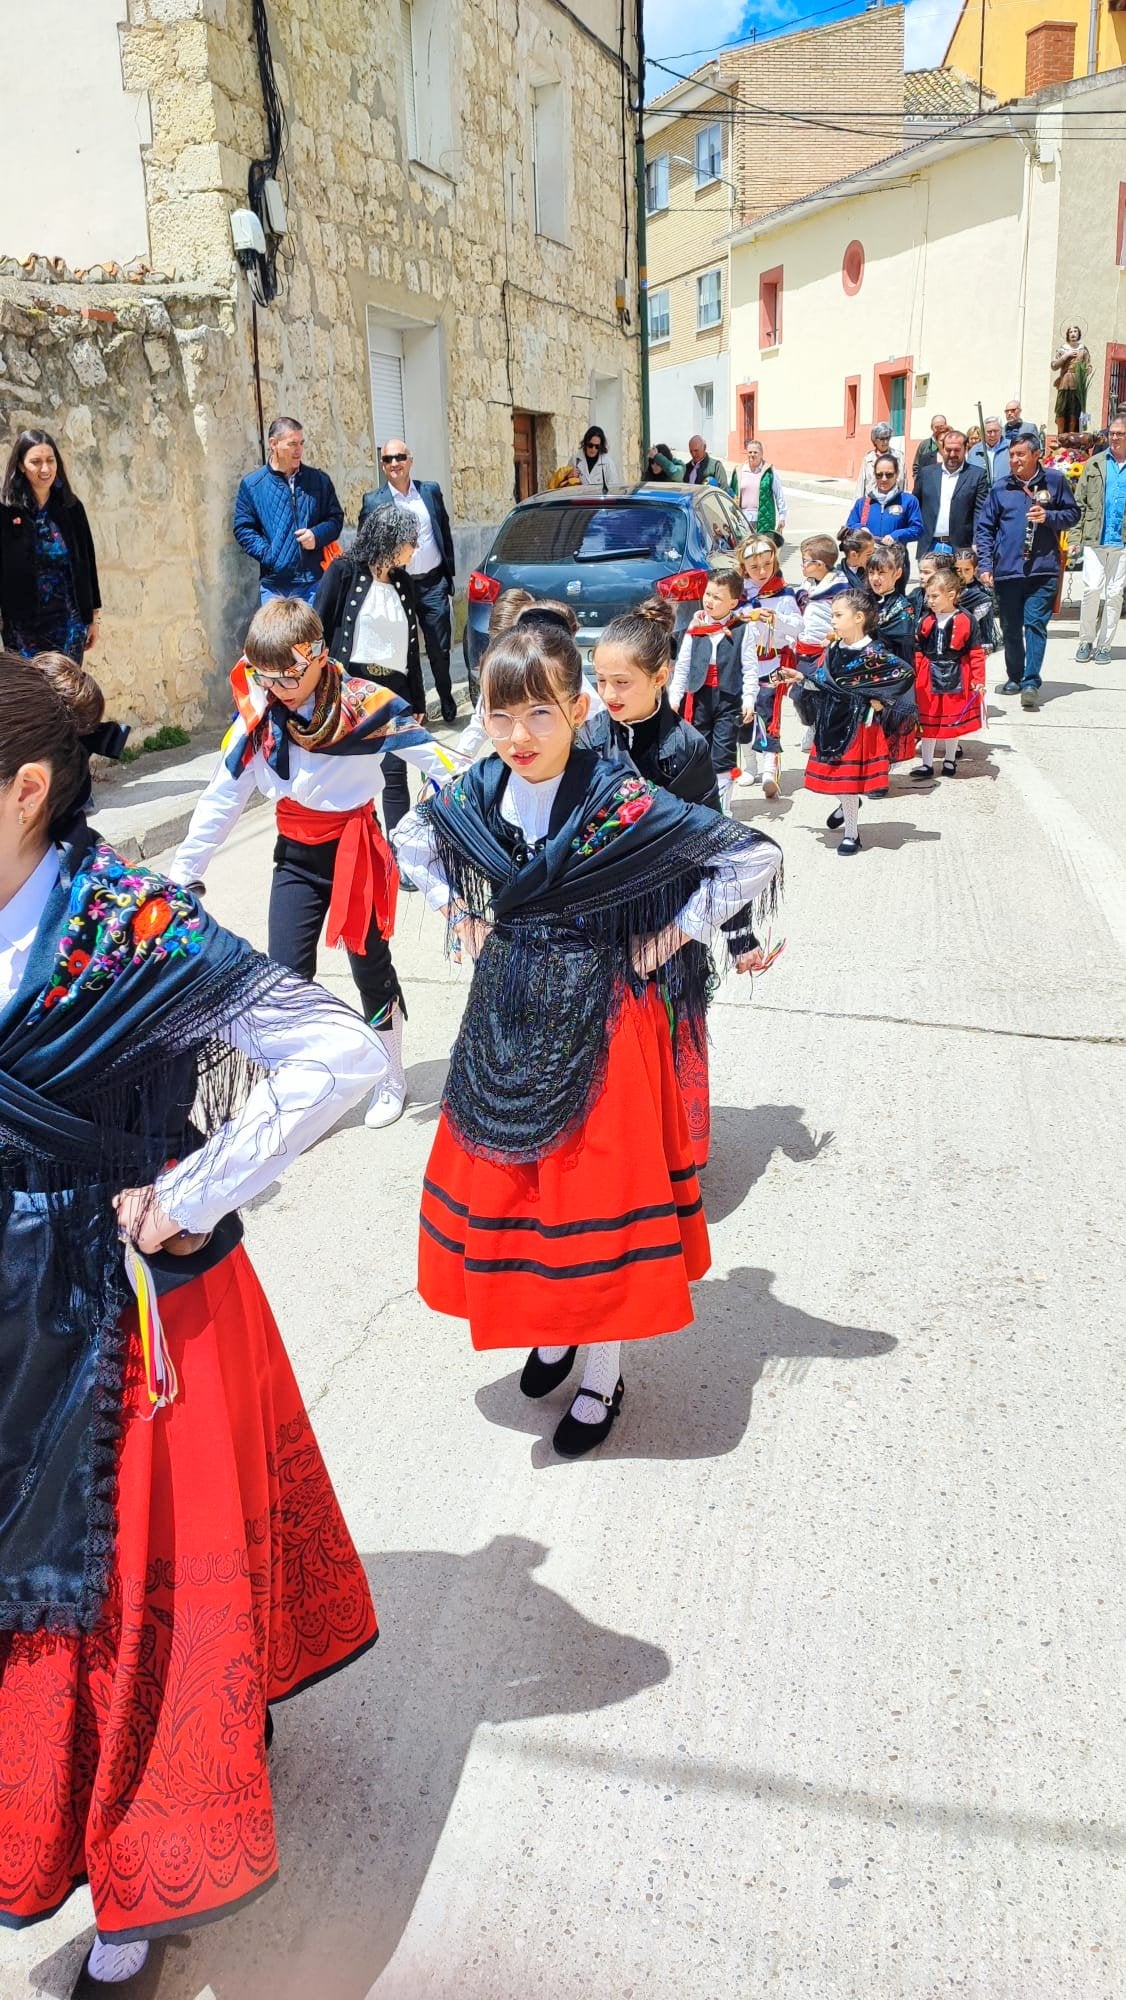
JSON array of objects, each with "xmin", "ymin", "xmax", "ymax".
[
  {"xmin": 360, "ymin": 440, "xmax": 458, "ymax": 723},
  {"xmin": 233, "ymin": 417, "xmax": 344, "ymax": 605}
]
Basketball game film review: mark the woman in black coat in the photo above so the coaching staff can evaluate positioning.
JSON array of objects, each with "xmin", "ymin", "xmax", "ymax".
[
  {"xmin": 0, "ymin": 430, "xmax": 100, "ymax": 663},
  {"xmin": 314, "ymin": 504, "xmax": 425, "ymax": 834}
]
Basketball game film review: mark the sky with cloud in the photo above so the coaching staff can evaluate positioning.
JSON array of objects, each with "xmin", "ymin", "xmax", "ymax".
[{"xmin": 643, "ymin": 0, "xmax": 964, "ymax": 91}]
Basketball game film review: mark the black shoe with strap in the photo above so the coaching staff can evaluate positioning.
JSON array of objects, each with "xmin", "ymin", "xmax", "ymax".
[
  {"xmin": 553, "ymin": 1378, "xmax": 624, "ymax": 1457},
  {"xmin": 519, "ymin": 1346, "xmax": 577, "ymax": 1398}
]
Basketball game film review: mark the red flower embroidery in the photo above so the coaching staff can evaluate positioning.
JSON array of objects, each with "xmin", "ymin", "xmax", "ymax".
[
  {"xmin": 43, "ymin": 986, "xmax": 68, "ymax": 1009},
  {"xmin": 63, "ymin": 947, "xmax": 91, "ymax": 978},
  {"xmin": 133, "ymin": 897, "xmax": 174, "ymax": 945},
  {"xmin": 618, "ymin": 795, "xmax": 652, "ymax": 827}
]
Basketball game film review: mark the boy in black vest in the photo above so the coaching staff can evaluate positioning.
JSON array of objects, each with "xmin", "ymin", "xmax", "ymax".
[{"xmin": 667, "ymin": 569, "xmax": 751, "ymax": 811}]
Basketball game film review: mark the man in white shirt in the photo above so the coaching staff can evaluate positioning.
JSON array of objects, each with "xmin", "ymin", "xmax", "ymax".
[
  {"xmin": 916, "ymin": 429, "xmax": 986, "ymax": 556},
  {"xmin": 359, "ymin": 441, "xmax": 459, "ymax": 722}
]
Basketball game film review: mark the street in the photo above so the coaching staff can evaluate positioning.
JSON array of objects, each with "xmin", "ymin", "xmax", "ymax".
[{"xmin": 12, "ymin": 488, "xmax": 1126, "ymax": 2000}]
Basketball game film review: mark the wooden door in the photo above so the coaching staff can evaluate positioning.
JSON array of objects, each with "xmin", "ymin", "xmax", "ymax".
[{"xmin": 513, "ymin": 412, "xmax": 538, "ymax": 503}]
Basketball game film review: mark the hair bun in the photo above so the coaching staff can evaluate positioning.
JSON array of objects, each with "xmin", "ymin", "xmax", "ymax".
[
  {"xmin": 633, "ymin": 596, "xmax": 676, "ymax": 633},
  {"xmin": 34, "ymin": 651, "xmax": 105, "ymax": 734}
]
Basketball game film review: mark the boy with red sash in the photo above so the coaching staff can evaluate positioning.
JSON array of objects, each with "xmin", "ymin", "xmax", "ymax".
[{"xmin": 172, "ymin": 596, "xmax": 455, "ymax": 1126}]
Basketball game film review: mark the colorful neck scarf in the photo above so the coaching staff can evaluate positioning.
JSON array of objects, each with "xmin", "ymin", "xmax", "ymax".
[{"xmin": 225, "ymin": 657, "xmax": 440, "ymax": 781}]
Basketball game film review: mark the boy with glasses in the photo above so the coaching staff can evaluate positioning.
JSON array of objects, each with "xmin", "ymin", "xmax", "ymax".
[{"xmin": 171, "ymin": 597, "xmax": 455, "ymax": 1127}]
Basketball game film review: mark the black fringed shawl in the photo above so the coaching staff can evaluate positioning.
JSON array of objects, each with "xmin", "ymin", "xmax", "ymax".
[
  {"xmin": 0, "ymin": 824, "xmax": 285, "ymax": 1633},
  {"xmin": 792, "ymin": 640, "xmax": 917, "ymax": 763},
  {"xmin": 416, "ymin": 749, "xmax": 780, "ymax": 1164}
]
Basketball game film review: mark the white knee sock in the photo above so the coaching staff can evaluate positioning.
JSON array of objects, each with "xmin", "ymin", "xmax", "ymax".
[
  {"xmin": 536, "ymin": 1344, "xmax": 570, "ymax": 1364},
  {"xmin": 571, "ymin": 1341, "xmax": 622, "ymax": 1424},
  {"xmin": 717, "ymin": 774, "xmax": 734, "ymax": 814},
  {"xmin": 87, "ymin": 1939, "xmax": 150, "ymax": 1984},
  {"xmin": 920, "ymin": 738, "xmax": 937, "ymax": 767},
  {"xmin": 840, "ymin": 796, "xmax": 860, "ymax": 840}
]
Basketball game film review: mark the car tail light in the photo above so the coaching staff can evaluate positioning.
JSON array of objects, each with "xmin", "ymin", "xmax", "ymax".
[
  {"xmin": 468, "ymin": 570, "xmax": 501, "ymax": 604},
  {"xmin": 656, "ymin": 569, "xmax": 711, "ymax": 603}
]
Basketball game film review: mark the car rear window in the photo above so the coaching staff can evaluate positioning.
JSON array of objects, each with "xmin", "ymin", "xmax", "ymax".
[{"xmin": 490, "ymin": 502, "xmax": 686, "ymax": 566}]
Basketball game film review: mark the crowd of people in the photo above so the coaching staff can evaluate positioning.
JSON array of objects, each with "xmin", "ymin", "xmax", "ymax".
[{"xmin": 0, "ymin": 392, "xmax": 1120, "ymax": 1995}]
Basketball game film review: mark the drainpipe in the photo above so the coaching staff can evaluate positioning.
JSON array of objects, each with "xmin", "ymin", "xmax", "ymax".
[{"xmin": 1087, "ymin": 0, "xmax": 1099, "ymax": 74}]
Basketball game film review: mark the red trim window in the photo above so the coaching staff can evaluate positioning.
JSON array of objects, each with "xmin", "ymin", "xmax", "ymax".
[
  {"xmin": 844, "ymin": 377, "xmax": 860, "ymax": 438},
  {"xmin": 842, "ymin": 240, "xmax": 865, "ymax": 295},
  {"xmin": 1105, "ymin": 343, "xmax": 1126, "ymax": 424},
  {"xmin": 759, "ymin": 266, "xmax": 783, "ymax": 349}
]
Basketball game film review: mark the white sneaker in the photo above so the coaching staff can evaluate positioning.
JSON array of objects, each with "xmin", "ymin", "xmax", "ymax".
[
  {"xmin": 736, "ymin": 768, "xmax": 756, "ymax": 787},
  {"xmin": 365, "ymin": 1005, "xmax": 407, "ymax": 1128}
]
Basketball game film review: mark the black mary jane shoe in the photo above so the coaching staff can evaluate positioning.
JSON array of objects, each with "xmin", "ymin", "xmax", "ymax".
[
  {"xmin": 553, "ymin": 1378, "xmax": 624, "ymax": 1458},
  {"xmin": 836, "ymin": 836, "xmax": 862, "ymax": 857},
  {"xmin": 519, "ymin": 1346, "xmax": 577, "ymax": 1398},
  {"xmin": 909, "ymin": 763, "xmax": 934, "ymax": 782},
  {"xmin": 71, "ymin": 1940, "xmax": 167, "ymax": 1999},
  {"xmin": 942, "ymin": 757, "xmax": 958, "ymax": 777}
]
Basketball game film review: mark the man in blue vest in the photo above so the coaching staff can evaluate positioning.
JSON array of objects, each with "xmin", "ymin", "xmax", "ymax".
[{"xmin": 233, "ymin": 417, "xmax": 343, "ymax": 604}]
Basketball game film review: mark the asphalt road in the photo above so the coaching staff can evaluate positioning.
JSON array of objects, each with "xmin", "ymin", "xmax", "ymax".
[{"xmin": 10, "ymin": 490, "xmax": 1126, "ymax": 2000}]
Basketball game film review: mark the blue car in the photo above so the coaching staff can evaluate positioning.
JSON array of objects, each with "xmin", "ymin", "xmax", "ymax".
[{"xmin": 463, "ymin": 482, "xmax": 753, "ymax": 682}]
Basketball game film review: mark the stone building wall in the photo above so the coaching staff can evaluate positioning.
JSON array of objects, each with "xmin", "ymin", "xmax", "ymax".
[{"xmin": 1, "ymin": 0, "xmax": 639, "ymax": 726}]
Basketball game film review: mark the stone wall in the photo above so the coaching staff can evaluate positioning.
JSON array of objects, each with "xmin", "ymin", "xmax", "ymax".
[{"xmin": 0, "ymin": 273, "xmax": 256, "ymax": 730}]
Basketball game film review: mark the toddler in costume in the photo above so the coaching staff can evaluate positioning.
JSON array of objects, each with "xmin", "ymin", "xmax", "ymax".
[{"xmin": 667, "ymin": 568, "xmax": 754, "ymax": 811}]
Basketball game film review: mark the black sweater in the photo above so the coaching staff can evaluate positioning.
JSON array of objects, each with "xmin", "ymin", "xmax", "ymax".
[
  {"xmin": 314, "ymin": 556, "xmax": 424, "ymax": 714},
  {"xmin": 0, "ymin": 493, "xmax": 100, "ymax": 631}
]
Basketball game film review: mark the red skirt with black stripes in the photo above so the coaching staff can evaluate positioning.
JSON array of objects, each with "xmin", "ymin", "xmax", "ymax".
[
  {"xmin": 804, "ymin": 718, "xmax": 891, "ymax": 796},
  {"xmin": 419, "ymin": 986, "xmax": 710, "ymax": 1348}
]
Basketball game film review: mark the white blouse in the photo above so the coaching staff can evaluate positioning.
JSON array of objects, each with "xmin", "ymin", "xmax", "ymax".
[
  {"xmin": 352, "ymin": 576, "xmax": 409, "ymax": 672},
  {"xmin": 0, "ymin": 851, "xmax": 386, "ymax": 1236},
  {"xmin": 170, "ymin": 704, "xmax": 452, "ymax": 887},
  {"xmin": 392, "ymin": 767, "xmax": 780, "ymax": 947}
]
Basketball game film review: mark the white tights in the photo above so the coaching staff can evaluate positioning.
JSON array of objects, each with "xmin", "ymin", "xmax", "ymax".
[
  {"xmin": 535, "ymin": 1341, "xmax": 621, "ymax": 1423},
  {"xmin": 87, "ymin": 1938, "xmax": 150, "ymax": 1983},
  {"xmin": 838, "ymin": 796, "xmax": 860, "ymax": 840}
]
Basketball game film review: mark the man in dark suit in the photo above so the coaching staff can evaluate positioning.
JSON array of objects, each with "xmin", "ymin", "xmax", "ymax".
[
  {"xmin": 915, "ymin": 430, "xmax": 986, "ymax": 557},
  {"xmin": 360, "ymin": 439, "xmax": 458, "ymax": 721}
]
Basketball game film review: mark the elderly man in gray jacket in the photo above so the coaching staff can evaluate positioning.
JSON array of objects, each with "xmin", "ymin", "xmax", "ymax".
[{"xmin": 1071, "ymin": 415, "xmax": 1126, "ymax": 662}]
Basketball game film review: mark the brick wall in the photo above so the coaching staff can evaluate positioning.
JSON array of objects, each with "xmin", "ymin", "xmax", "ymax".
[
  {"xmin": 720, "ymin": 10, "xmax": 906, "ymax": 222},
  {"xmin": 1025, "ymin": 21, "xmax": 1077, "ymax": 93}
]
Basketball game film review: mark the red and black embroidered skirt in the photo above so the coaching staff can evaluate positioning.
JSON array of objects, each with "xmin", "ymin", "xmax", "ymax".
[
  {"xmin": 914, "ymin": 659, "xmax": 985, "ymax": 740},
  {"xmin": 804, "ymin": 718, "xmax": 891, "ymax": 796},
  {"xmin": 419, "ymin": 986, "xmax": 710, "ymax": 1347},
  {"xmin": 0, "ymin": 1246, "xmax": 376, "ymax": 1941}
]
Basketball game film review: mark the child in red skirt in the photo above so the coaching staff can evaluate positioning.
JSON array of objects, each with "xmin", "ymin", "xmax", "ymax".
[
  {"xmin": 912, "ymin": 562, "xmax": 987, "ymax": 780},
  {"xmin": 783, "ymin": 588, "xmax": 917, "ymax": 856},
  {"xmin": 393, "ymin": 619, "xmax": 782, "ymax": 1455}
]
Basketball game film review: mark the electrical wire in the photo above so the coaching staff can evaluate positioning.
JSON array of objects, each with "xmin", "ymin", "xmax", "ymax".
[{"xmin": 246, "ymin": 0, "xmax": 289, "ymax": 306}]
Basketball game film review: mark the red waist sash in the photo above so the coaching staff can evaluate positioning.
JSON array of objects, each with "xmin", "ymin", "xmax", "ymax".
[{"xmin": 274, "ymin": 798, "xmax": 398, "ymax": 951}]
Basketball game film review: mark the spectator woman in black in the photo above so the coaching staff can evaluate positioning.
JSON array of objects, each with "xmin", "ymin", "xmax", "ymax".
[
  {"xmin": 315, "ymin": 503, "xmax": 425, "ymax": 835},
  {"xmin": 0, "ymin": 429, "xmax": 100, "ymax": 663}
]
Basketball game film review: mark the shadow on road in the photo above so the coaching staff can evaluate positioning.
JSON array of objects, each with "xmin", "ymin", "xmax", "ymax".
[
  {"xmin": 73, "ymin": 1539, "xmax": 670, "ymax": 2000},
  {"xmin": 474, "ymin": 1264, "xmax": 896, "ymax": 1467},
  {"xmin": 809, "ymin": 819, "xmax": 941, "ymax": 852},
  {"xmin": 702, "ymin": 1101, "xmax": 833, "ymax": 1225}
]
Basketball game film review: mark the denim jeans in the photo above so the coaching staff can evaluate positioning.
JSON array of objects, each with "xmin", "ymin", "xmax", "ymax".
[
  {"xmin": 259, "ymin": 576, "xmax": 319, "ymax": 606},
  {"xmin": 994, "ymin": 573, "xmax": 1057, "ymax": 687}
]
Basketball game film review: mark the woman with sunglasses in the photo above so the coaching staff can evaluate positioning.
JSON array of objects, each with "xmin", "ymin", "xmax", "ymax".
[{"xmin": 171, "ymin": 597, "xmax": 456, "ymax": 1128}]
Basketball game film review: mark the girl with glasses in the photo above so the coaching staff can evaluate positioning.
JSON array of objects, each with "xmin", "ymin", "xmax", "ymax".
[
  {"xmin": 170, "ymin": 598, "xmax": 455, "ymax": 1129},
  {"xmin": 733, "ymin": 535, "xmax": 802, "ymax": 798},
  {"xmin": 392, "ymin": 619, "xmax": 781, "ymax": 1456}
]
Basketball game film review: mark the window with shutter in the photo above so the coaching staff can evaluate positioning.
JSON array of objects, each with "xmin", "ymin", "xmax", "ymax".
[{"xmin": 368, "ymin": 314, "xmax": 407, "ymax": 449}]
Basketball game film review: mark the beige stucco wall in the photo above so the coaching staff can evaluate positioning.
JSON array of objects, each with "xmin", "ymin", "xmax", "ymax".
[
  {"xmin": 1052, "ymin": 78, "xmax": 1126, "ymax": 423},
  {"xmin": 0, "ymin": 0, "xmax": 152, "ymax": 268},
  {"xmin": 728, "ymin": 133, "xmax": 1067, "ymax": 474}
]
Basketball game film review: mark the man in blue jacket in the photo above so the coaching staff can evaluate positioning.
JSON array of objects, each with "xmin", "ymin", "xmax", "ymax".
[
  {"xmin": 975, "ymin": 425, "xmax": 1080, "ymax": 709},
  {"xmin": 233, "ymin": 417, "xmax": 344, "ymax": 604}
]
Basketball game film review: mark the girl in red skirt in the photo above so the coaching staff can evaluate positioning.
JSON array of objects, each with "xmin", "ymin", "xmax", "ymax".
[
  {"xmin": 0, "ymin": 654, "xmax": 382, "ymax": 1991},
  {"xmin": 588, "ymin": 597, "xmax": 773, "ymax": 1170},
  {"xmin": 912, "ymin": 562, "xmax": 987, "ymax": 780},
  {"xmin": 783, "ymin": 589, "xmax": 917, "ymax": 857},
  {"xmin": 393, "ymin": 620, "xmax": 781, "ymax": 1455}
]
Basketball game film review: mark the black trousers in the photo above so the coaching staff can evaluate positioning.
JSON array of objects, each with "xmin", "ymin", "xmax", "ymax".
[
  {"xmin": 268, "ymin": 835, "xmax": 402, "ymax": 1022},
  {"xmin": 350, "ymin": 666, "xmax": 411, "ymax": 835},
  {"xmin": 414, "ymin": 568, "xmax": 454, "ymax": 706}
]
